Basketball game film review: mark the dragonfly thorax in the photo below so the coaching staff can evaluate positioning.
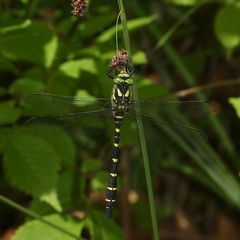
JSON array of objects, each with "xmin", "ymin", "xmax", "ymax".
[{"xmin": 111, "ymin": 83, "xmax": 131, "ymax": 117}]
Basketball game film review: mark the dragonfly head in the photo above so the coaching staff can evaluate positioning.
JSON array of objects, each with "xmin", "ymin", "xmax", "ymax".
[{"xmin": 114, "ymin": 71, "xmax": 133, "ymax": 85}]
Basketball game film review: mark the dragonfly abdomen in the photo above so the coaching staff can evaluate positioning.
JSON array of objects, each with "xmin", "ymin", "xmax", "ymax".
[{"xmin": 105, "ymin": 117, "xmax": 123, "ymax": 217}]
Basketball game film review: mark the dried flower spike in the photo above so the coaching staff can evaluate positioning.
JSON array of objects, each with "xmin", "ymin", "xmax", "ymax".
[
  {"xmin": 71, "ymin": 0, "xmax": 87, "ymax": 18},
  {"xmin": 110, "ymin": 50, "xmax": 129, "ymax": 71}
]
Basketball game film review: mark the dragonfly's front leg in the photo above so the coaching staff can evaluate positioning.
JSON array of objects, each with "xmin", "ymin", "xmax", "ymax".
[
  {"xmin": 107, "ymin": 67, "xmax": 116, "ymax": 79},
  {"xmin": 126, "ymin": 65, "xmax": 135, "ymax": 76}
]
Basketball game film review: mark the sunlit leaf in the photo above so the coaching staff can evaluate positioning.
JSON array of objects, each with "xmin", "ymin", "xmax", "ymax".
[
  {"xmin": 215, "ymin": 4, "xmax": 240, "ymax": 53},
  {"xmin": 3, "ymin": 128, "xmax": 60, "ymax": 197},
  {"xmin": 0, "ymin": 21, "xmax": 58, "ymax": 68},
  {"xmin": 164, "ymin": 0, "xmax": 200, "ymax": 5},
  {"xmin": 96, "ymin": 15, "xmax": 156, "ymax": 43},
  {"xmin": 40, "ymin": 190, "xmax": 62, "ymax": 212},
  {"xmin": 132, "ymin": 51, "xmax": 147, "ymax": 65},
  {"xmin": 86, "ymin": 210, "xmax": 124, "ymax": 240},
  {"xmin": 229, "ymin": 97, "xmax": 240, "ymax": 119},
  {"xmin": 13, "ymin": 214, "xmax": 84, "ymax": 240},
  {"xmin": 10, "ymin": 78, "xmax": 44, "ymax": 95},
  {"xmin": 59, "ymin": 59, "xmax": 97, "ymax": 79}
]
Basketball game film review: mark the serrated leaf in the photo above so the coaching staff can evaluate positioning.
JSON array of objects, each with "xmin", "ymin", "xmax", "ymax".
[
  {"xmin": 10, "ymin": 78, "xmax": 44, "ymax": 94},
  {"xmin": 3, "ymin": 128, "xmax": 60, "ymax": 197},
  {"xmin": 215, "ymin": 4, "xmax": 240, "ymax": 53},
  {"xmin": 0, "ymin": 101, "xmax": 21, "ymax": 125},
  {"xmin": 0, "ymin": 21, "xmax": 58, "ymax": 68},
  {"xmin": 13, "ymin": 214, "xmax": 84, "ymax": 240},
  {"xmin": 96, "ymin": 15, "xmax": 156, "ymax": 43},
  {"xmin": 59, "ymin": 59, "xmax": 97, "ymax": 79},
  {"xmin": 87, "ymin": 210, "xmax": 124, "ymax": 240},
  {"xmin": 24, "ymin": 124, "xmax": 75, "ymax": 167},
  {"xmin": 229, "ymin": 97, "xmax": 240, "ymax": 119}
]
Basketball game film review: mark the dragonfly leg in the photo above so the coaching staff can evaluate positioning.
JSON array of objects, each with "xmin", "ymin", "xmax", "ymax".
[
  {"xmin": 126, "ymin": 65, "xmax": 135, "ymax": 76},
  {"xmin": 107, "ymin": 67, "xmax": 115, "ymax": 79}
]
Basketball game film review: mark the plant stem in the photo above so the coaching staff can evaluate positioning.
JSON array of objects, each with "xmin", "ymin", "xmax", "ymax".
[
  {"xmin": 117, "ymin": 1, "xmax": 160, "ymax": 239},
  {"xmin": 155, "ymin": 0, "xmax": 208, "ymax": 49},
  {"xmin": 0, "ymin": 194, "xmax": 81, "ymax": 240}
]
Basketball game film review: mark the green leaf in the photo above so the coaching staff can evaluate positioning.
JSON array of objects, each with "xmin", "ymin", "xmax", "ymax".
[
  {"xmin": 3, "ymin": 128, "xmax": 60, "ymax": 197},
  {"xmin": 24, "ymin": 124, "xmax": 75, "ymax": 167},
  {"xmin": 82, "ymin": 158, "xmax": 102, "ymax": 174},
  {"xmin": 75, "ymin": 89, "xmax": 95, "ymax": 99},
  {"xmin": 12, "ymin": 214, "xmax": 84, "ymax": 240},
  {"xmin": 229, "ymin": 97, "xmax": 240, "ymax": 119},
  {"xmin": 96, "ymin": 15, "xmax": 156, "ymax": 43},
  {"xmin": 0, "ymin": 20, "xmax": 31, "ymax": 34},
  {"xmin": 59, "ymin": 59, "xmax": 97, "ymax": 79},
  {"xmin": 0, "ymin": 87, "xmax": 6, "ymax": 96},
  {"xmin": 0, "ymin": 21, "xmax": 58, "ymax": 68},
  {"xmin": 57, "ymin": 171, "xmax": 86, "ymax": 210},
  {"xmin": 91, "ymin": 171, "xmax": 108, "ymax": 191},
  {"xmin": 10, "ymin": 78, "xmax": 44, "ymax": 95},
  {"xmin": 215, "ymin": 4, "xmax": 240, "ymax": 53},
  {"xmin": 77, "ymin": 14, "xmax": 116, "ymax": 38},
  {"xmin": 132, "ymin": 51, "xmax": 148, "ymax": 65},
  {"xmin": 86, "ymin": 210, "xmax": 124, "ymax": 240},
  {"xmin": 0, "ymin": 101, "xmax": 21, "ymax": 125},
  {"xmin": 28, "ymin": 199, "xmax": 56, "ymax": 217},
  {"xmin": 40, "ymin": 190, "xmax": 62, "ymax": 212},
  {"xmin": 0, "ymin": 54, "xmax": 15, "ymax": 71},
  {"xmin": 164, "ymin": 0, "xmax": 201, "ymax": 5},
  {"xmin": 0, "ymin": 128, "xmax": 5, "ymax": 154},
  {"xmin": 137, "ymin": 78, "xmax": 169, "ymax": 99},
  {"xmin": 23, "ymin": 67, "xmax": 46, "ymax": 83}
]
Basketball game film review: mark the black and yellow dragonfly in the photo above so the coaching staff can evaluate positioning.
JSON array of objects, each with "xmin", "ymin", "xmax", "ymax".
[{"xmin": 22, "ymin": 67, "xmax": 208, "ymax": 218}]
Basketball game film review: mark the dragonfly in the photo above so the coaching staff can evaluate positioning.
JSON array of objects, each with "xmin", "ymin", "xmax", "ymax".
[{"xmin": 22, "ymin": 66, "xmax": 208, "ymax": 218}]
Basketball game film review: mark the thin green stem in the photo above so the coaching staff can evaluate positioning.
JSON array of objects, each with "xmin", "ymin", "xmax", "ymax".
[
  {"xmin": 0, "ymin": 194, "xmax": 81, "ymax": 240},
  {"xmin": 117, "ymin": 1, "xmax": 160, "ymax": 239},
  {"xmin": 115, "ymin": 11, "xmax": 122, "ymax": 52},
  {"xmin": 155, "ymin": 0, "xmax": 208, "ymax": 49}
]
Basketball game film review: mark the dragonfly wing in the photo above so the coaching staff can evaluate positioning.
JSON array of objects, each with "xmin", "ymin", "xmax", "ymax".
[
  {"xmin": 21, "ymin": 93, "xmax": 114, "ymax": 142},
  {"xmin": 130, "ymin": 99, "xmax": 210, "ymax": 121},
  {"xmin": 139, "ymin": 112, "xmax": 208, "ymax": 141},
  {"xmin": 126, "ymin": 104, "xmax": 208, "ymax": 148},
  {"xmin": 22, "ymin": 93, "xmax": 112, "ymax": 117}
]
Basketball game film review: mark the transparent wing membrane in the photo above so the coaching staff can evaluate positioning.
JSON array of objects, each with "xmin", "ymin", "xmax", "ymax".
[
  {"xmin": 23, "ymin": 93, "xmax": 112, "ymax": 117},
  {"xmin": 21, "ymin": 93, "xmax": 208, "ymax": 143},
  {"xmin": 130, "ymin": 99, "xmax": 209, "ymax": 121}
]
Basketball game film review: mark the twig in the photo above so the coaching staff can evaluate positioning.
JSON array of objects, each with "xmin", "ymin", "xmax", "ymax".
[{"xmin": 172, "ymin": 79, "xmax": 240, "ymax": 98}]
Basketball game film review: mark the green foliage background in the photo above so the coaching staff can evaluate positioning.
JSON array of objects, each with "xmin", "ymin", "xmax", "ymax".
[{"xmin": 0, "ymin": 0, "xmax": 240, "ymax": 239}]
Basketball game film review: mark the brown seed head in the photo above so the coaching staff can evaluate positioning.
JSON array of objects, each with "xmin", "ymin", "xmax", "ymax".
[
  {"xmin": 71, "ymin": 0, "xmax": 87, "ymax": 18},
  {"xmin": 110, "ymin": 50, "xmax": 129, "ymax": 70}
]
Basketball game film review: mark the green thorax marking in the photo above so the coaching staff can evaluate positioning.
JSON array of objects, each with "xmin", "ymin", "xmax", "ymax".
[{"xmin": 111, "ymin": 70, "xmax": 133, "ymax": 117}]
